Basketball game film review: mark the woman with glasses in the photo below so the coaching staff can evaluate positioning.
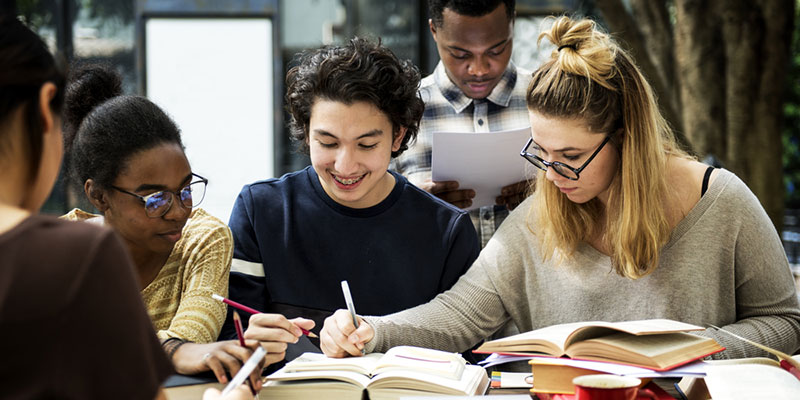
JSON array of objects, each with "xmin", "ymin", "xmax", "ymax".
[
  {"xmin": 320, "ymin": 16, "xmax": 800, "ymax": 361},
  {"xmin": 62, "ymin": 65, "xmax": 295, "ymax": 389}
]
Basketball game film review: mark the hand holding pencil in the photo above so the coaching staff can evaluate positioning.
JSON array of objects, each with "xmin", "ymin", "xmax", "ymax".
[
  {"xmin": 319, "ymin": 281, "xmax": 375, "ymax": 358},
  {"xmin": 212, "ymin": 294, "xmax": 315, "ymax": 366}
]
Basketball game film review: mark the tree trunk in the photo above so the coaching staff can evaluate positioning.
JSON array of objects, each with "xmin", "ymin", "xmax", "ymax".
[{"xmin": 595, "ymin": 0, "xmax": 794, "ymax": 229}]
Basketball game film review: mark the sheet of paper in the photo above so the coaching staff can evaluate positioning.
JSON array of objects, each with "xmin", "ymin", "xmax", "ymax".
[
  {"xmin": 704, "ymin": 363, "xmax": 800, "ymax": 399},
  {"xmin": 431, "ymin": 127, "xmax": 534, "ymax": 210}
]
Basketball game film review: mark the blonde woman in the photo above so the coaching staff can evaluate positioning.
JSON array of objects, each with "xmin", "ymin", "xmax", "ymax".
[{"xmin": 320, "ymin": 16, "xmax": 800, "ymax": 361}]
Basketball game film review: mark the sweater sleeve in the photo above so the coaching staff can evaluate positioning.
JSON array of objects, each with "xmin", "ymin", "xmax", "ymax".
[
  {"xmin": 157, "ymin": 214, "xmax": 233, "ymax": 343},
  {"xmin": 695, "ymin": 175, "xmax": 800, "ymax": 359}
]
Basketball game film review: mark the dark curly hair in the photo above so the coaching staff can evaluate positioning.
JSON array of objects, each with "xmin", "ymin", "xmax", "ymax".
[
  {"xmin": 0, "ymin": 15, "xmax": 66, "ymax": 180},
  {"xmin": 429, "ymin": 0, "xmax": 515, "ymax": 27},
  {"xmin": 285, "ymin": 37, "xmax": 424, "ymax": 158},
  {"xmin": 63, "ymin": 64, "xmax": 183, "ymax": 189}
]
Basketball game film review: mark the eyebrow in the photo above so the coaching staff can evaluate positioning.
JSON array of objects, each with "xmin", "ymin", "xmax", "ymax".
[
  {"xmin": 134, "ymin": 173, "xmax": 193, "ymax": 193},
  {"xmin": 313, "ymin": 129, "xmax": 383, "ymax": 140},
  {"xmin": 447, "ymin": 38, "xmax": 509, "ymax": 54},
  {"xmin": 531, "ymin": 140, "xmax": 582, "ymax": 154}
]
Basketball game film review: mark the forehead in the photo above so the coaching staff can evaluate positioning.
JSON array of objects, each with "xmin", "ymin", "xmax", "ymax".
[
  {"xmin": 437, "ymin": 4, "xmax": 512, "ymax": 48},
  {"xmin": 309, "ymin": 99, "xmax": 393, "ymax": 137},
  {"xmin": 528, "ymin": 112, "xmax": 600, "ymax": 148},
  {"xmin": 115, "ymin": 142, "xmax": 190, "ymax": 187}
]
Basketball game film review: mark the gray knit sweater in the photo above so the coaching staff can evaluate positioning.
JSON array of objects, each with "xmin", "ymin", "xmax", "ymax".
[{"xmin": 364, "ymin": 169, "xmax": 800, "ymax": 360}]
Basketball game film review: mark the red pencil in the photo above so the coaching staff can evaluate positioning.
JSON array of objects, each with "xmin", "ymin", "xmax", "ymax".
[
  {"xmin": 212, "ymin": 294, "xmax": 318, "ymax": 338},
  {"xmin": 232, "ymin": 311, "xmax": 257, "ymax": 395}
]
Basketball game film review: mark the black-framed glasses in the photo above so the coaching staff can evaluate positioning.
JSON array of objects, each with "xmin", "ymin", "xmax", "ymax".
[
  {"xmin": 520, "ymin": 135, "xmax": 612, "ymax": 181},
  {"xmin": 110, "ymin": 173, "xmax": 208, "ymax": 218}
]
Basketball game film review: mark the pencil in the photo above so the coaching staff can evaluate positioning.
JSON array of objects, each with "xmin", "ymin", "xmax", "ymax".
[
  {"xmin": 232, "ymin": 311, "xmax": 257, "ymax": 396},
  {"xmin": 212, "ymin": 294, "xmax": 318, "ymax": 338}
]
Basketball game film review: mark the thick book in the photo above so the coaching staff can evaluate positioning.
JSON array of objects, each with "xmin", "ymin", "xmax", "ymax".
[
  {"xmin": 475, "ymin": 319, "xmax": 724, "ymax": 371},
  {"xmin": 261, "ymin": 346, "xmax": 489, "ymax": 400}
]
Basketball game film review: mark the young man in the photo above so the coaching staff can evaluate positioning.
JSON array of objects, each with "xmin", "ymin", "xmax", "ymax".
[
  {"xmin": 392, "ymin": 0, "xmax": 532, "ymax": 248},
  {"xmin": 219, "ymin": 38, "xmax": 480, "ymax": 358}
]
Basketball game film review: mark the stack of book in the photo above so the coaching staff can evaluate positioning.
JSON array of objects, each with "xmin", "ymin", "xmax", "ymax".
[{"xmin": 475, "ymin": 319, "xmax": 724, "ymax": 395}]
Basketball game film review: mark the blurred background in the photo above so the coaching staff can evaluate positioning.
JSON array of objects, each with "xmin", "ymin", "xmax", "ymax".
[{"xmin": 6, "ymin": 0, "xmax": 800, "ymax": 277}]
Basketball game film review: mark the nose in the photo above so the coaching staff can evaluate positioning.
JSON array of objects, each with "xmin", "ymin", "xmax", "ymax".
[
  {"xmin": 544, "ymin": 163, "xmax": 564, "ymax": 183},
  {"xmin": 467, "ymin": 55, "xmax": 490, "ymax": 78},
  {"xmin": 334, "ymin": 147, "xmax": 358, "ymax": 175}
]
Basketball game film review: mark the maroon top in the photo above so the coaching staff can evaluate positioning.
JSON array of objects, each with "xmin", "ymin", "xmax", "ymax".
[{"xmin": 0, "ymin": 215, "xmax": 173, "ymax": 399}]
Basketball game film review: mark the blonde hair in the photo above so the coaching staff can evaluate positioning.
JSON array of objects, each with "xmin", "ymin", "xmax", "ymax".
[{"xmin": 527, "ymin": 16, "xmax": 690, "ymax": 279}]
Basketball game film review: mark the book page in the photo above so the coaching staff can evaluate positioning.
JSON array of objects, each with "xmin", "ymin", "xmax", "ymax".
[
  {"xmin": 283, "ymin": 352, "xmax": 382, "ymax": 376},
  {"xmin": 374, "ymin": 346, "xmax": 465, "ymax": 380},
  {"xmin": 704, "ymin": 363, "xmax": 800, "ymax": 399},
  {"xmin": 565, "ymin": 319, "xmax": 705, "ymax": 346},
  {"xmin": 367, "ymin": 364, "xmax": 488, "ymax": 395},
  {"xmin": 477, "ymin": 321, "xmax": 600, "ymax": 354},
  {"xmin": 265, "ymin": 368, "xmax": 372, "ymax": 388},
  {"xmin": 567, "ymin": 332, "xmax": 722, "ymax": 370}
]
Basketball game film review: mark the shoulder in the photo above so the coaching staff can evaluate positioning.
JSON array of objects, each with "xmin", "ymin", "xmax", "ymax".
[
  {"xmin": 61, "ymin": 208, "xmax": 102, "ymax": 223},
  {"xmin": 237, "ymin": 168, "xmax": 310, "ymax": 201},
  {"xmin": 181, "ymin": 208, "xmax": 233, "ymax": 245},
  {"xmin": 0, "ymin": 216, "xmax": 128, "ymax": 315},
  {"xmin": 396, "ymin": 173, "xmax": 470, "ymax": 218}
]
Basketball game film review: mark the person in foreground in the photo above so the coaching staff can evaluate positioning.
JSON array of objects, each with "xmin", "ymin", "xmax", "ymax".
[
  {"xmin": 222, "ymin": 37, "xmax": 479, "ymax": 356},
  {"xmin": 60, "ymin": 65, "xmax": 295, "ymax": 387},
  {"xmin": 321, "ymin": 16, "xmax": 800, "ymax": 361}
]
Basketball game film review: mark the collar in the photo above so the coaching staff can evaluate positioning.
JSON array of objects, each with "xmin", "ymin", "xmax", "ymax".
[{"xmin": 434, "ymin": 61, "xmax": 519, "ymax": 113}]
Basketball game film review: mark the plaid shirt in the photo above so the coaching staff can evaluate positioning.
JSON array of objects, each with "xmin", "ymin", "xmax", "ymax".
[{"xmin": 393, "ymin": 61, "xmax": 532, "ymax": 247}]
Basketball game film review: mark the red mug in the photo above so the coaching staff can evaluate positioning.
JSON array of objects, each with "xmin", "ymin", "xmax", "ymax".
[{"xmin": 572, "ymin": 375, "xmax": 642, "ymax": 400}]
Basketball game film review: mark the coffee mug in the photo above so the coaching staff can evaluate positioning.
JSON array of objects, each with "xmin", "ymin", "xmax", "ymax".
[{"xmin": 572, "ymin": 374, "xmax": 642, "ymax": 400}]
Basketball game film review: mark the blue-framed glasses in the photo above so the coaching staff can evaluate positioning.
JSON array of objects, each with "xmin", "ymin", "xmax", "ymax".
[
  {"xmin": 110, "ymin": 173, "xmax": 208, "ymax": 218},
  {"xmin": 520, "ymin": 135, "xmax": 612, "ymax": 181}
]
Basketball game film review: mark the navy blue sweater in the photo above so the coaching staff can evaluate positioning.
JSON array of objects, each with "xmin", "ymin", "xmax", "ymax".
[{"xmin": 219, "ymin": 166, "xmax": 479, "ymax": 340}]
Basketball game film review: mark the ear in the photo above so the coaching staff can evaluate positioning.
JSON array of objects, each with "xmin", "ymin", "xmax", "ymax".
[
  {"xmin": 391, "ymin": 127, "xmax": 407, "ymax": 153},
  {"xmin": 84, "ymin": 179, "xmax": 110, "ymax": 212},
  {"xmin": 38, "ymin": 82, "xmax": 58, "ymax": 135},
  {"xmin": 429, "ymin": 19, "xmax": 437, "ymax": 41}
]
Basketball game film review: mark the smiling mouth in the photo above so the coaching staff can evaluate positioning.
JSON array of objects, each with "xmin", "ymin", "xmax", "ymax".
[{"xmin": 332, "ymin": 174, "xmax": 366, "ymax": 186}]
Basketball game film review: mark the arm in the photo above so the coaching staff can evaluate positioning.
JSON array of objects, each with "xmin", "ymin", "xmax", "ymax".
[
  {"xmin": 696, "ymin": 177, "xmax": 800, "ymax": 358},
  {"xmin": 158, "ymin": 214, "xmax": 233, "ymax": 343}
]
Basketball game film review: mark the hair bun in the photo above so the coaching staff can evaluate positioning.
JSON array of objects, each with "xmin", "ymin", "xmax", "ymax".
[
  {"xmin": 63, "ymin": 64, "xmax": 122, "ymax": 141},
  {"xmin": 539, "ymin": 16, "xmax": 617, "ymax": 89}
]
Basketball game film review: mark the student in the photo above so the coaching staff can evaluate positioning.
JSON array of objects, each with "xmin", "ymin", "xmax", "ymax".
[
  {"xmin": 392, "ymin": 0, "xmax": 532, "ymax": 248},
  {"xmin": 61, "ymin": 65, "xmax": 297, "ymax": 386},
  {"xmin": 0, "ymin": 15, "xmax": 174, "ymax": 399},
  {"xmin": 222, "ymin": 38, "xmax": 480, "ymax": 353},
  {"xmin": 320, "ymin": 17, "xmax": 800, "ymax": 361}
]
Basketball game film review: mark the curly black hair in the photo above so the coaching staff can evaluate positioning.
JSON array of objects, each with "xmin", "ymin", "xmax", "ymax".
[
  {"xmin": 285, "ymin": 37, "xmax": 424, "ymax": 158},
  {"xmin": 0, "ymin": 16, "xmax": 66, "ymax": 180},
  {"xmin": 63, "ymin": 64, "xmax": 183, "ymax": 189},
  {"xmin": 428, "ymin": 0, "xmax": 515, "ymax": 27}
]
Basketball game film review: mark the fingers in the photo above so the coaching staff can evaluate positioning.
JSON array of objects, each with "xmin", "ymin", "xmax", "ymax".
[
  {"xmin": 424, "ymin": 180, "xmax": 459, "ymax": 195},
  {"xmin": 437, "ymin": 189, "xmax": 475, "ymax": 209},
  {"xmin": 245, "ymin": 313, "xmax": 302, "ymax": 343},
  {"xmin": 320, "ymin": 309, "xmax": 373, "ymax": 358},
  {"xmin": 289, "ymin": 317, "xmax": 316, "ymax": 332}
]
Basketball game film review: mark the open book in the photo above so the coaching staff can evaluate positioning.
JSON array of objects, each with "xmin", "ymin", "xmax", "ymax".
[
  {"xmin": 475, "ymin": 319, "xmax": 724, "ymax": 370},
  {"xmin": 262, "ymin": 346, "xmax": 489, "ymax": 400}
]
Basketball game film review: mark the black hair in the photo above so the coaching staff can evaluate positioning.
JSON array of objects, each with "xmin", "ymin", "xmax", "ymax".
[
  {"xmin": 285, "ymin": 37, "xmax": 424, "ymax": 158},
  {"xmin": 0, "ymin": 15, "xmax": 66, "ymax": 179},
  {"xmin": 63, "ymin": 64, "xmax": 183, "ymax": 189},
  {"xmin": 429, "ymin": 0, "xmax": 515, "ymax": 27}
]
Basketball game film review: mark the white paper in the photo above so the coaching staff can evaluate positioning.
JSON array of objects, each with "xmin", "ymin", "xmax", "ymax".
[
  {"xmin": 704, "ymin": 363, "xmax": 800, "ymax": 399},
  {"xmin": 431, "ymin": 128, "xmax": 534, "ymax": 210}
]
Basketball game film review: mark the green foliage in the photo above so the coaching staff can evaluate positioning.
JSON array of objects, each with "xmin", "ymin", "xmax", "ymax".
[{"xmin": 784, "ymin": 2, "xmax": 800, "ymax": 208}]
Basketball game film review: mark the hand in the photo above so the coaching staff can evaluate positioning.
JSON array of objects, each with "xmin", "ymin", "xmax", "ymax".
[
  {"xmin": 243, "ymin": 313, "xmax": 315, "ymax": 366},
  {"xmin": 172, "ymin": 341, "xmax": 264, "ymax": 390},
  {"xmin": 202, "ymin": 385, "xmax": 254, "ymax": 400},
  {"xmin": 320, "ymin": 309, "xmax": 375, "ymax": 358},
  {"xmin": 495, "ymin": 180, "xmax": 532, "ymax": 210},
  {"xmin": 419, "ymin": 179, "xmax": 475, "ymax": 209}
]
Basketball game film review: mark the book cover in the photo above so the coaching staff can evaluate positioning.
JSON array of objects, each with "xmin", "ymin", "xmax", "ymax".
[{"xmin": 475, "ymin": 319, "xmax": 724, "ymax": 371}]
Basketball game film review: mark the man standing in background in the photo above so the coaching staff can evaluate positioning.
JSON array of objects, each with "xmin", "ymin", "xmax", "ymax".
[{"xmin": 393, "ymin": 0, "xmax": 532, "ymax": 247}]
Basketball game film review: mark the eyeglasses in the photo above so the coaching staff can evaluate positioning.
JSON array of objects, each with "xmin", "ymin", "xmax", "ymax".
[
  {"xmin": 110, "ymin": 173, "xmax": 208, "ymax": 218},
  {"xmin": 520, "ymin": 135, "xmax": 612, "ymax": 181}
]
